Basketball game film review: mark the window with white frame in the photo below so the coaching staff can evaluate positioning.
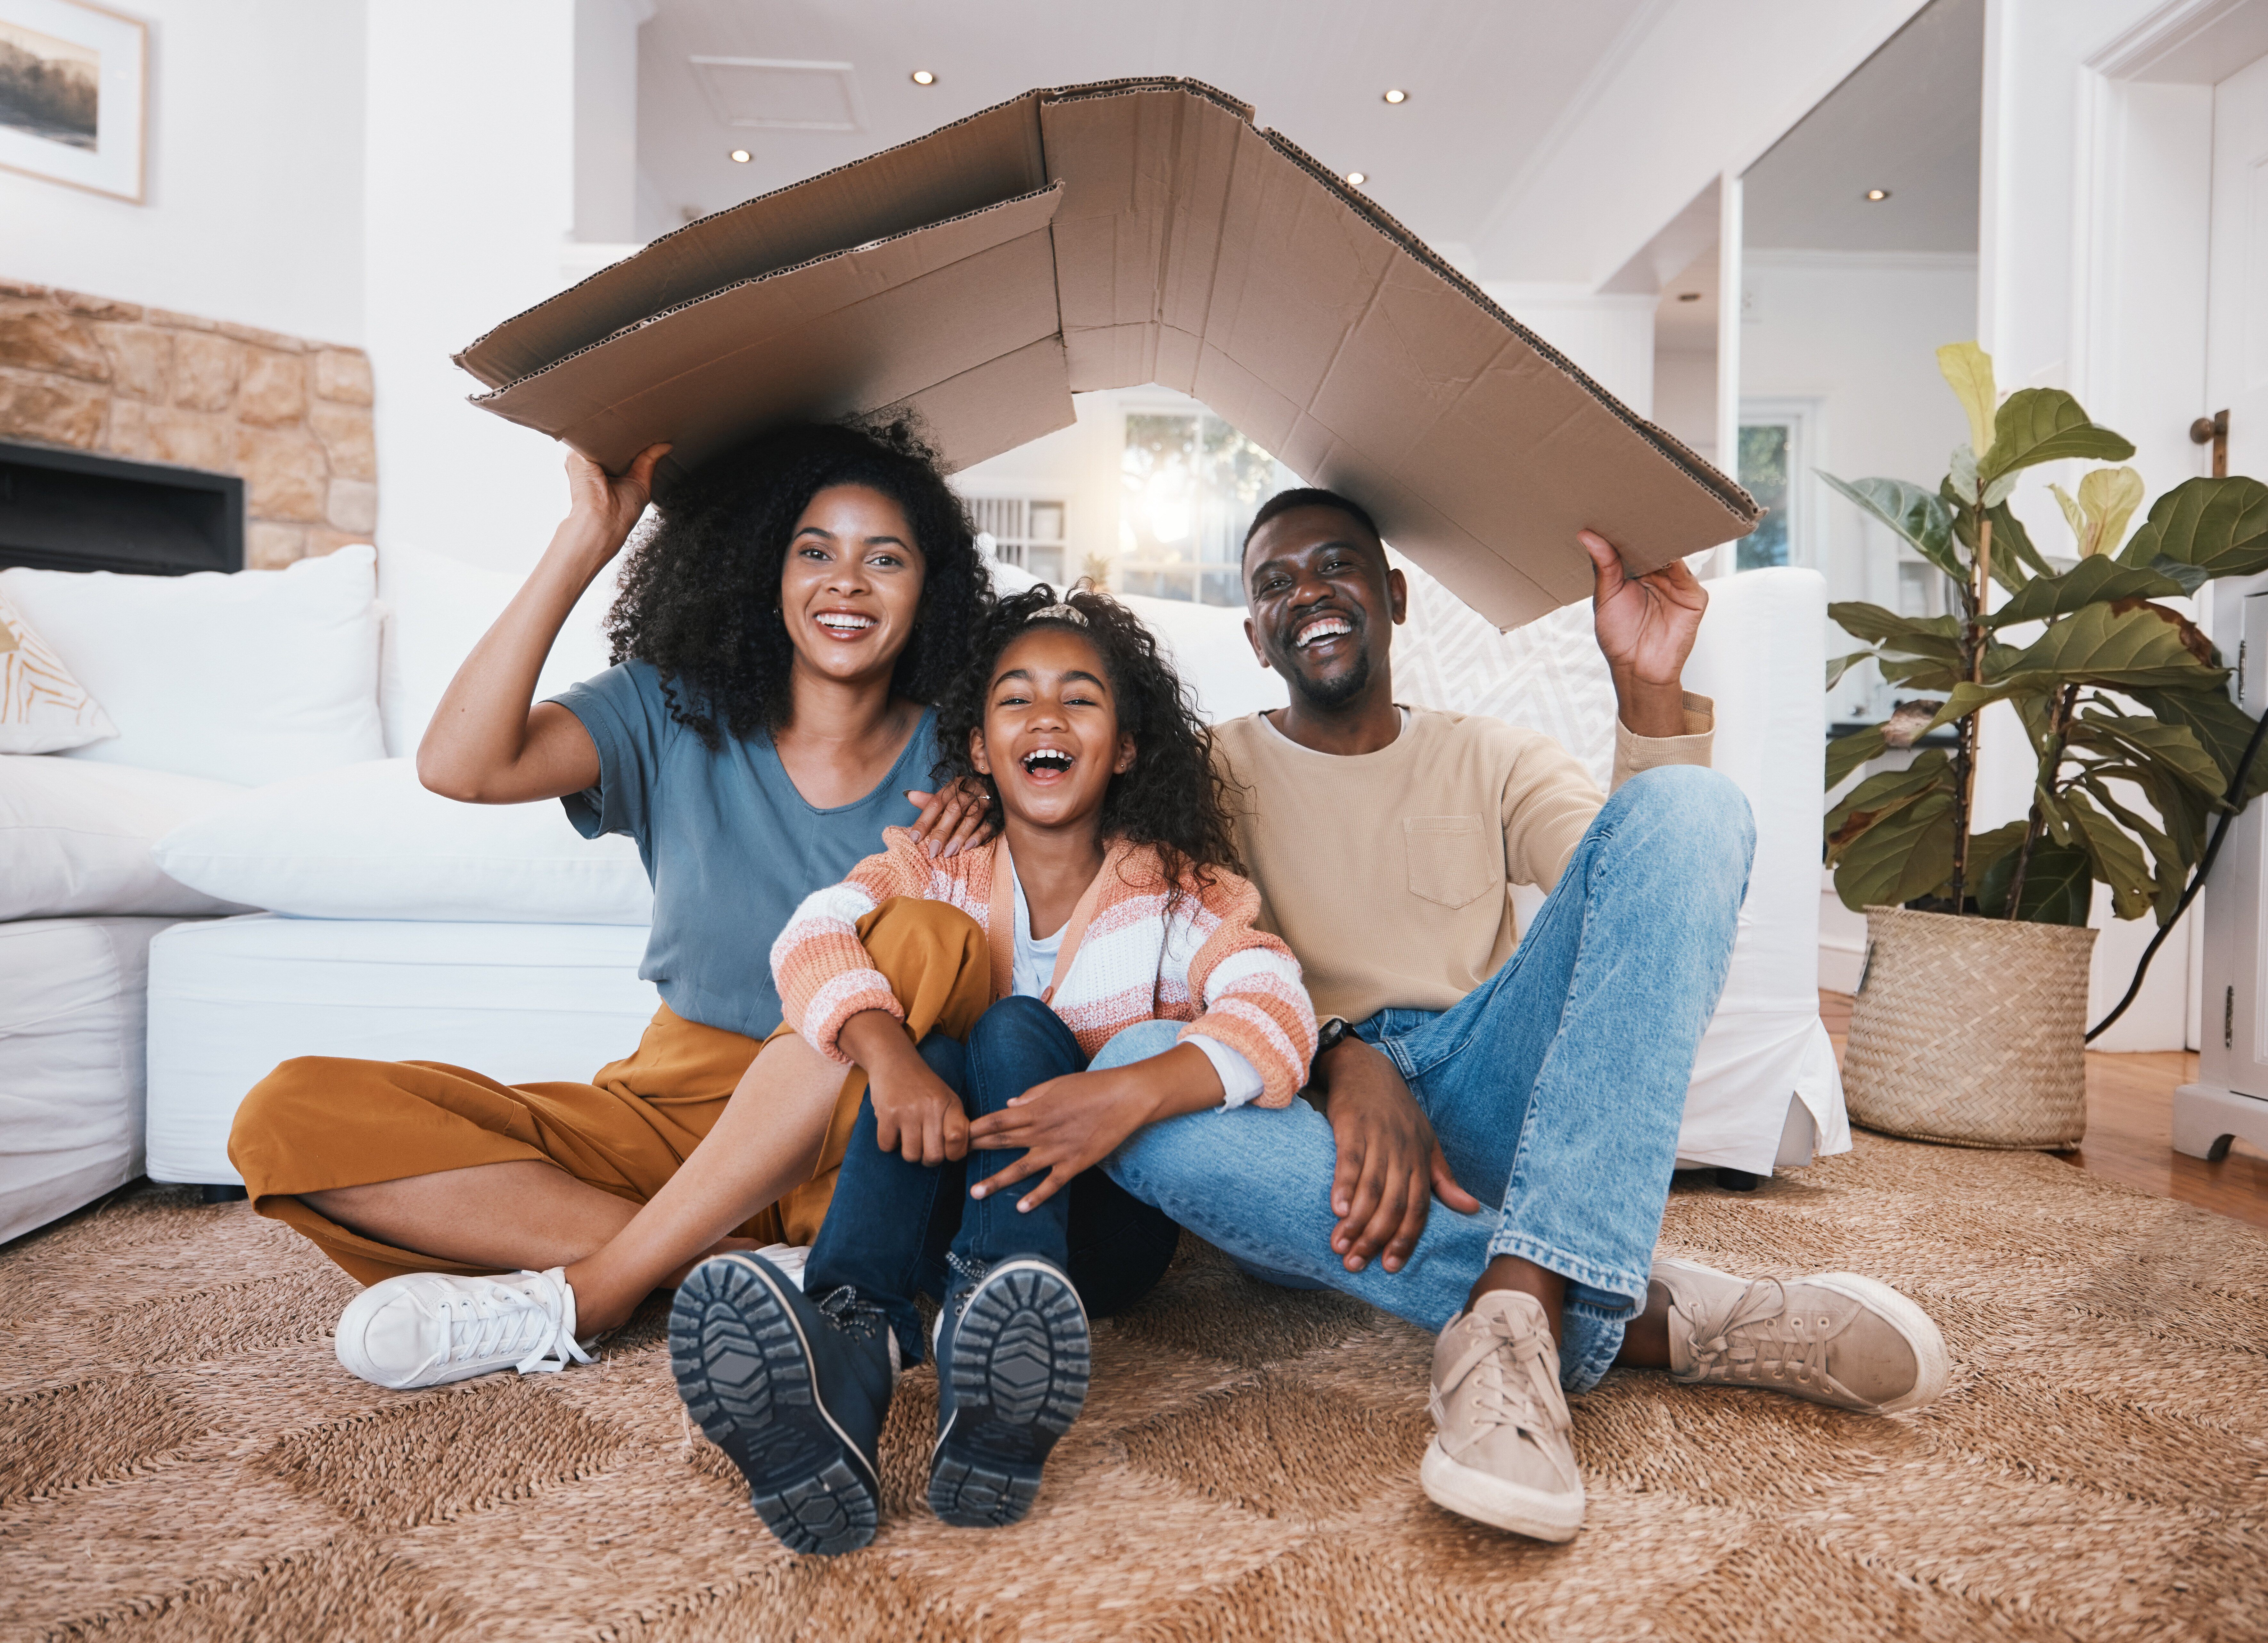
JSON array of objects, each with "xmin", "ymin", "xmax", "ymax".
[
  {"xmin": 1117, "ymin": 411, "xmax": 1294, "ymax": 606},
  {"xmin": 966, "ymin": 495, "xmax": 1067, "ymax": 585},
  {"xmin": 1734, "ymin": 398, "xmax": 1822, "ymax": 571}
]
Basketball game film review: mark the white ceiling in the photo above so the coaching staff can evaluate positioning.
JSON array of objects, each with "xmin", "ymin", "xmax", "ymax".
[
  {"xmin": 1741, "ymin": 0, "xmax": 1983, "ymax": 255},
  {"xmin": 633, "ymin": 0, "xmax": 1653, "ymax": 256}
]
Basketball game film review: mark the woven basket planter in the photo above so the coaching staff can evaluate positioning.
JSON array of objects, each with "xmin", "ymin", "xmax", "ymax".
[{"xmin": 1843, "ymin": 905, "xmax": 2099, "ymax": 1149}]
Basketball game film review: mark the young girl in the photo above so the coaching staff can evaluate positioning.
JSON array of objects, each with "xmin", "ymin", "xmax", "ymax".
[{"xmin": 668, "ymin": 586, "xmax": 1317, "ymax": 1556}]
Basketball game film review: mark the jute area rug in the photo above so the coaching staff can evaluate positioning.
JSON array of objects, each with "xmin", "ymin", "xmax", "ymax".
[{"xmin": 3, "ymin": 1134, "xmax": 2264, "ymax": 1642}]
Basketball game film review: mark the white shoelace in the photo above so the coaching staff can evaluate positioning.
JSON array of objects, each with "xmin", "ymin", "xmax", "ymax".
[{"xmin": 434, "ymin": 1271, "xmax": 594, "ymax": 1377}]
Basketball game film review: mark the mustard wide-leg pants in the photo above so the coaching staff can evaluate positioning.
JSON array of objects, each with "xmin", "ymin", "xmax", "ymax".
[{"xmin": 227, "ymin": 899, "xmax": 989, "ymax": 1286}]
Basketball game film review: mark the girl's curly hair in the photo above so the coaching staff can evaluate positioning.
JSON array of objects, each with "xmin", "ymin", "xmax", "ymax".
[
  {"xmin": 604, "ymin": 417, "xmax": 991, "ymax": 747},
  {"xmin": 933, "ymin": 584, "xmax": 1244, "ymax": 896}
]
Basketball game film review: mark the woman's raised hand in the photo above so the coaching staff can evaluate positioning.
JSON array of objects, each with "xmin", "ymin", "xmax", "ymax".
[
  {"xmin": 906, "ymin": 777, "xmax": 997, "ymax": 858},
  {"xmin": 563, "ymin": 442, "xmax": 672, "ymax": 556}
]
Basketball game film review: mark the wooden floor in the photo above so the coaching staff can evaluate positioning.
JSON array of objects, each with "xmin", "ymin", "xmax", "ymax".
[{"xmin": 1820, "ymin": 991, "xmax": 2268, "ymax": 1231}]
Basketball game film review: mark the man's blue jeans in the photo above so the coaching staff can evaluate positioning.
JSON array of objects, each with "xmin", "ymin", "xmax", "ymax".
[
  {"xmin": 1102, "ymin": 765, "xmax": 1754, "ymax": 1392},
  {"xmin": 802, "ymin": 997, "xmax": 1183, "ymax": 1368}
]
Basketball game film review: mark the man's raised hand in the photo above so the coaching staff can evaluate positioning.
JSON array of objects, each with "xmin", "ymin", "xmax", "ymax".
[{"xmin": 1578, "ymin": 528, "xmax": 1706, "ymax": 740}]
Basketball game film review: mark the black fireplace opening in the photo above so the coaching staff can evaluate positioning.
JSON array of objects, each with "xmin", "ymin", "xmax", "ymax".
[{"xmin": 0, "ymin": 439, "xmax": 245, "ymax": 577}]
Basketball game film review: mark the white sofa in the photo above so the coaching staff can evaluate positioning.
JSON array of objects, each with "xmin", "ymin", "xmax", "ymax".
[{"xmin": 1, "ymin": 542, "xmax": 1842, "ymax": 1242}]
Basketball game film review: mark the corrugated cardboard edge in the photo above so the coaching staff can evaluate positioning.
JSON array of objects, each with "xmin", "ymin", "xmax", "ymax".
[
  {"xmin": 453, "ymin": 90, "xmax": 1052, "ymax": 389},
  {"xmin": 464, "ymin": 183, "xmax": 1067, "ymax": 404},
  {"xmin": 1040, "ymin": 78, "xmax": 1751, "ymax": 535}
]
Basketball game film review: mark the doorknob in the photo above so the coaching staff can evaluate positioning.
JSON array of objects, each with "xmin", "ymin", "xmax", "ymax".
[{"xmin": 2192, "ymin": 409, "xmax": 2229, "ymax": 479}]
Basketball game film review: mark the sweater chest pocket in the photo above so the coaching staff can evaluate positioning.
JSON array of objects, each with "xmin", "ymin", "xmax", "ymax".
[{"xmin": 1403, "ymin": 815, "xmax": 1496, "ymax": 909}]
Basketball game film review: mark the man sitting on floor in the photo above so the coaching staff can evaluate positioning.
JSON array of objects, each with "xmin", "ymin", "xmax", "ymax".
[{"xmin": 1100, "ymin": 489, "xmax": 1947, "ymax": 1543}]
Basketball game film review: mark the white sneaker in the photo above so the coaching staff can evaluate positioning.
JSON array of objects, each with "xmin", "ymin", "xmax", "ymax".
[
  {"xmin": 1419, "ymin": 1290, "xmax": 1585, "ymax": 1542},
  {"xmin": 752, "ymin": 1243, "xmax": 810, "ymax": 1291},
  {"xmin": 334, "ymin": 1267, "xmax": 594, "ymax": 1390},
  {"xmin": 1653, "ymin": 1257, "xmax": 1950, "ymax": 1415}
]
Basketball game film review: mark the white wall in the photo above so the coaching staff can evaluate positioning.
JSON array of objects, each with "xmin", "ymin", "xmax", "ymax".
[
  {"xmin": 1477, "ymin": 286, "xmax": 1657, "ymax": 415},
  {"xmin": 363, "ymin": 1, "xmax": 582, "ymax": 573},
  {"xmin": 0, "ymin": 0, "xmax": 368, "ymax": 344},
  {"xmin": 1741, "ymin": 251, "xmax": 1978, "ymax": 699},
  {"xmin": 1477, "ymin": 0, "xmax": 1929, "ymax": 285}
]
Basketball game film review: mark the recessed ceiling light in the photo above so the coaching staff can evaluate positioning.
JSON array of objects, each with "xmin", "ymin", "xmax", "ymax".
[
  {"xmin": 1383, "ymin": 88, "xmax": 1407, "ymax": 104},
  {"xmin": 1864, "ymin": 187, "xmax": 1891, "ymax": 202},
  {"xmin": 911, "ymin": 69, "xmax": 936, "ymax": 86},
  {"xmin": 1345, "ymin": 171, "xmax": 1367, "ymax": 186},
  {"xmin": 1677, "ymin": 291, "xmax": 1702, "ymax": 302},
  {"xmin": 729, "ymin": 148, "xmax": 751, "ymax": 163}
]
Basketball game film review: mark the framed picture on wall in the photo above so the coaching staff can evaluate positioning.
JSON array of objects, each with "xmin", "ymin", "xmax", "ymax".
[{"xmin": 0, "ymin": 0, "xmax": 146, "ymax": 203}]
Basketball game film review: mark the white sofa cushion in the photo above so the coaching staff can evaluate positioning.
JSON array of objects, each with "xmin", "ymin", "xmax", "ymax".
[
  {"xmin": 0, "ymin": 546, "xmax": 385, "ymax": 787},
  {"xmin": 0, "ymin": 754, "xmax": 253, "ymax": 920},
  {"xmin": 0, "ymin": 916, "xmax": 190, "ymax": 1241},
  {"xmin": 145, "ymin": 915, "xmax": 658, "ymax": 1184},
  {"xmin": 0, "ymin": 589, "xmax": 118, "ymax": 755},
  {"xmin": 152, "ymin": 757, "xmax": 652, "ymax": 924},
  {"xmin": 379, "ymin": 542, "xmax": 618, "ymax": 758}
]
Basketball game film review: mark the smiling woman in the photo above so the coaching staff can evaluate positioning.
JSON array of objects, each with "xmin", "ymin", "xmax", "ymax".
[{"xmin": 226, "ymin": 416, "xmax": 1012, "ymax": 1395}]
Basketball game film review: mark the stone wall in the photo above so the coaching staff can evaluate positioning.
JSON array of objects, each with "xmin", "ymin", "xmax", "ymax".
[{"xmin": 0, "ymin": 281, "xmax": 376, "ymax": 568}]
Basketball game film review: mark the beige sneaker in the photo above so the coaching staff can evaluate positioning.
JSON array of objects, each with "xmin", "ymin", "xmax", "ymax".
[
  {"xmin": 1418, "ymin": 1290, "xmax": 1584, "ymax": 1542},
  {"xmin": 1653, "ymin": 1258, "xmax": 1949, "ymax": 1415}
]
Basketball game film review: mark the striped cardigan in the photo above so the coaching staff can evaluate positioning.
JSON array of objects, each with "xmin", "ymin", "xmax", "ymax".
[{"xmin": 771, "ymin": 830, "xmax": 1318, "ymax": 1107}]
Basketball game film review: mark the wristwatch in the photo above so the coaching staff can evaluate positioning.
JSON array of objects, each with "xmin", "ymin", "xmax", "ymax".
[{"xmin": 1314, "ymin": 1016, "xmax": 1351, "ymax": 1057}]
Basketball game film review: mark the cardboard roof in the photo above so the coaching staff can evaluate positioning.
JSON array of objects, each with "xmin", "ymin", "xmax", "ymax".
[{"xmin": 456, "ymin": 78, "xmax": 1757, "ymax": 631}]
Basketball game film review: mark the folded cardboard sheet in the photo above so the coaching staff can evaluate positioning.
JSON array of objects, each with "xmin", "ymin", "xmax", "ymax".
[{"xmin": 457, "ymin": 79, "xmax": 1756, "ymax": 630}]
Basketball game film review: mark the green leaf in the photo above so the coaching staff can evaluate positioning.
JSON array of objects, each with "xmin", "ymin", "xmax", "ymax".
[
  {"xmin": 2064, "ymin": 710, "xmax": 2225, "ymax": 797},
  {"xmin": 1920, "ymin": 680, "xmax": 2007, "ymax": 735},
  {"xmin": 1829, "ymin": 601, "xmax": 1964, "ymax": 660},
  {"xmin": 2128, "ymin": 687, "xmax": 2268, "ymax": 804},
  {"xmin": 1937, "ymin": 342, "xmax": 1998, "ymax": 459},
  {"xmin": 1831, "ymin": 789, "xmax": 1958, "ymax": 911},
  {"xmin": 2051, "ymin": 482, "xmax": 2087, "ymax": 548},
  {"xmin": 1949, "ymin": 492, "xmax": 2047, "ymax": 590},
  {"xmin": 1989, "ymin": 501, "xmax": 2052, "ymax": 581},
  {"xmin": 1825, "ymin": 725, "xmax": 1887, "ymax": 789},
  {"xmin": 2117, "ymin": 475, "xmax": 2268, "ymax": 580},
  {"xmin": 1826, "ymin": 754, "xmax": 1952, "ymax": 848},
  {"xmin": 1877, "ymin": 654, "xmax": 1963, "ymax": 692},
  {"xmin": 1995, "ymin": 601, "xmax": 2227, "ymax": 693},
  {"xmin": 1819, "ymin": 475, "xmax": 1964, "ymax": 583},
  {"xmin": 1987, "ymin": 555, "xmax": 2188, "ymax": 627},
  {"xmin": 2077, "ymin": 775, "xmax": 2188, "ymax": 923},
  {"xmin": 1976, "ymin": 840, "xmax": 2092, "ymax": 925},
  {"xmin": 1976, "ymin": 388, "xmax": 2136, "ymax": 482},
  {"xmin": 2061, "ymin": 786, "xmax": 2156, "ymax": 920},
  {"xmin": 1826, "ymin": 649, "xmax": 1875, "ymax": 690}
]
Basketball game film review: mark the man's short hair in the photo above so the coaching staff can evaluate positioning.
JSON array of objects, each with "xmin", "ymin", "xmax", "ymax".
[{"xmin": 1242, "ymin": 487, "xmax": 1383, "ymax": 551}]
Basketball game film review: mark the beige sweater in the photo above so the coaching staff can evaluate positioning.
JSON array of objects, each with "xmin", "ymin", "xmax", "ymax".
[{"xmin": 1211, "ymin": 699, "xmax": 1713, "ymax": 1024}]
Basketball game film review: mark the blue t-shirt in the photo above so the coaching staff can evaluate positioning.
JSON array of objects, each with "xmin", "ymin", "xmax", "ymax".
[{"xmin": 551, "ymin": 660, "xmax": 941, "ymax": 1038}]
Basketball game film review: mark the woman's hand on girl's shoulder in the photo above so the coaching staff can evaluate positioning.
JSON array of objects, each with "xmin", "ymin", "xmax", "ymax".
[{"xmin": 906, "ymin": 776, "xmax": 996, "ymax": 859}]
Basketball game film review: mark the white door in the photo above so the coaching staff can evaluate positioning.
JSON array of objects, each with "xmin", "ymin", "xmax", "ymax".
[
  {"xmin": 2207, "ymin": 51, "xmax": 2268, "ymax": 480},
  {"xmin": 2198, "ymin": 52, "xmax": 2268, "ymax": 1094}
]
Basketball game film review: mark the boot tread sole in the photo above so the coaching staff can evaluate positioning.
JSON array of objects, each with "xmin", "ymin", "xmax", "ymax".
[{"xmin": 668, "ymin": 1255, "xmax": 879, "ymax": 1556}]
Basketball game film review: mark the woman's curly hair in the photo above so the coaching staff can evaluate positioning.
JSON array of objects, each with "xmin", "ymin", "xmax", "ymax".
[
  {"xmin": 933, "ymin": 584, "xmax": 1244, "ymax": 896},
  {"xmin": 604, "ymin": 417, "xmax": 991, "ymax": 747}
]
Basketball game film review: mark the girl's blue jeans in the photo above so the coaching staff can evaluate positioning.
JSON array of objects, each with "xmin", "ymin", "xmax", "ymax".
[
  {"xmin": 1101, "ymin": 765, "xmax": 1754, "ymax": 1392},
  {"xmin": 801, "ymin": 997, "xmax": 1183, "ymax": 1368}
]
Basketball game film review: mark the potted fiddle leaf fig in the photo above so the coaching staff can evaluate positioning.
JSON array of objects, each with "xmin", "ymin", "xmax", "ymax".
[{"xmin": 1819, "ymin": 342, "xmax": 2268, "ymax": 1148}]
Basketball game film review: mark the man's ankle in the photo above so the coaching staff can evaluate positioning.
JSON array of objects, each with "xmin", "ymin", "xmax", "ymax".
[{"xmin": 1466, "ymin": 1255, "xmax": 1565, "ymax": 1347}]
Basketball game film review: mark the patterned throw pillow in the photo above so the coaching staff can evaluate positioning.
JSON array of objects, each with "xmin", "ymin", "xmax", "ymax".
[{"xmin": 0, "ymin": 588, "xmax": 118, "ymax": 754}]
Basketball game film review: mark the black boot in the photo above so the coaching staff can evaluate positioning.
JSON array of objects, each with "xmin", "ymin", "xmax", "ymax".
[
  {"xmin": 670, "ymin": 1252, "xmax": 895, "ymax": 1555},
  {"xmin": 927, "ymin": 1254, "xmax": 1090, "ymax": 1528}
]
